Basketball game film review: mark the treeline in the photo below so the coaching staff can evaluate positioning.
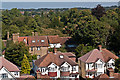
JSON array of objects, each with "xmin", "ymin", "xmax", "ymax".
[{"xmin": 2, "ymin": 5, "xmax": 120, "ymax": 57}]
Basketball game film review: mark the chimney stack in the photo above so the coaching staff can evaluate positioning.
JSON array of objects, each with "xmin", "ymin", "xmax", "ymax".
[
  {"xmin": 35, "ymin": 32, "xmax": 38, "ymax": 36},
  {"xmin": 7, "ymin": 32, "xmax": 9, "ymax": 40},
  {"xmin": 12, "ymin": 33, "xmax": 19, "ymax": 43},
  {"xmin": 32, "ymin": 32, "xmax": 34, "ymax": 36},
  {"xmin": 53, "ymin": 48, "xmax": 57, "ymax": 54},
  {"xmin": 98, "ymin": 45, "xmax": 102, "ymax": 52}
]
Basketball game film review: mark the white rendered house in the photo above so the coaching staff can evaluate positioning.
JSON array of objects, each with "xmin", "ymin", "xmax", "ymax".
[
  {"xmin": 0, "ymin": 57, "xmax": 20, "ymax": 80},
  {"xmin": 33, "ymin": 52, "xmax": 79, "ymax": 79},
  {"xmin": 78, "ymin": 45, "xmax": 118, "ymax": 79}
]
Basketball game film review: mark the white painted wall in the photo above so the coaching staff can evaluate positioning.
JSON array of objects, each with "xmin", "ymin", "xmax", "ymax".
[
  {"xmin": 49, "ymin": 43, "xmax": 61, "ymax": 48},
  {"xmin": 0, "ymin": 67, "xmax": 17, "ymax": 80},
  {"xmin": 107, "ymin": 59, "xmax": 115, "ymax": 69},
  {"xmin": 34, "ymin": 62, "xmax": 79, "ymax": 79}
]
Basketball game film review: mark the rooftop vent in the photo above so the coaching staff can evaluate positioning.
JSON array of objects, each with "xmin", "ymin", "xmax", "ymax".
[
  {"xmin": 60, "ymin": 55, "xmax": 64, "ymax": 59},
  {"xmin": 41, "ymin": 40, "xmax": 45, "ymax": 42}
]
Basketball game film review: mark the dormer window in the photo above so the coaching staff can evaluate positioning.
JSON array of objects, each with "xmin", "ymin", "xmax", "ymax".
[
  {"xmin": 60, "ymin": 55, "xmax": 64, "ymax": 59},
  {"xmin": 32, "ymin": 40, "xmax": 35, "ymax": 43},
  {"xmin": 23, "ymin": 38, "xmax": 26, "ymax": 43},
  {"xmin": 41, "ymin": 40, "xmax": 45, "ymax": 42},
  {"xmin": 38, "ymin": 40, "xmax": 39, "ymax": 42}
]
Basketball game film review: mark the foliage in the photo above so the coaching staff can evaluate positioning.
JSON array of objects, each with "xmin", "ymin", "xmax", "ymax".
[
  {"xmin": 92, "ymin": 4, "xmax": 106, "ymax": 19},
  {"xmin": 115, "ymin": 58, "xmax": 120, "ymax": 73},
  {"xmin": 21, "ymin": 54, "xmax": 31, "ymax": 74},
  {"xmin": 75, "ymin": 44, "xmax": 94, "ymax": 58},
  {"xmin": 5, "ymin": 41, "xmax": 32, "ymax": 66}
]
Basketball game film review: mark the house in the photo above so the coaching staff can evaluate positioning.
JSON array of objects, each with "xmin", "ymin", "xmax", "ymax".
[
  {"xmin": 12, "ymin": 32, "xmax": 49, "ymax": 58},
  {"xmin": 58, "ymin": 51, "xmax": 76, "ymax": 62},
  {"xmin": 33, "ymin": 51, "xmax": 79, "ymax": 79},
  {"xmin": 48, "ymin": 35, "xmax": 61, "ymax": 48},
  {"xmin": 93, "ymin": 73, "xmax": 120, "ymax": 80},
  {"xmin": 78, "ymin": 45, "xmax": 118, "ymax": 79},
  {"xmin": 0, "ymin": 56, "xmax": 20, "ymax": 80}
]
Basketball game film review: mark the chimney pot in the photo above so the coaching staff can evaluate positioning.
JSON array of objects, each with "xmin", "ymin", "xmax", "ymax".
[
  {"xmin": 32, "ymin": 32, "xmax": 34, "ymax": 36},
  {"xmin": 98, "ymin": 45, "xmax": 102, "ymax": 52}
]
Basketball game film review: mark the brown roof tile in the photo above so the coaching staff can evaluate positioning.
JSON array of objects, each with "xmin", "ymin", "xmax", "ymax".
[
  {"xmin": 60, "ymin": 37, "xmax": 71, "ymax": 45},
  {"xmin": 28, "ymin": 36, "xmax": 49, "ymax": 47},
  {"xmin": 48, "ymin": 35, "xmax": 60, "ymax": 44},
  {"xmin": 101, "ymin": 49, "xmax": 119, "ymax": 62},
  {"xmin": 35, "ymin": 52, "xmax": 77, "ymax": 67},
  {"xmin": 79, "ymin": 48, "xmax": 118, "ymax": 63},
  {"xmin": 0, "ymin": 57, "xmax": 20, "ymax": 72},
  {"xmin": 79, "ymin": 49, "xmax": 104, "ymax": 63}
]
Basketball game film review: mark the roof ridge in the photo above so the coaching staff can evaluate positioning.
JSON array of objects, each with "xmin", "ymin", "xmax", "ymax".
[{"xmin": 86, "ymin": 49, "xmax": 97, "ymax": 63}]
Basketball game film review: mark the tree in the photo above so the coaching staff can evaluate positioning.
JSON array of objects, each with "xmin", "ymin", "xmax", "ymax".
[
  {"xmin": 115, "ymin": 58, "xmax": 120, "ymax": 73},
  {"xmin": 21, "ymin": 54, "xmax": 31, "ymax": 74},
  {"xmin": 5, "ymin": 41, "xmax": 32, "ymax": 66},
  {"xmin": 92, "ymin": 4, "xmax": 106, "ymax": 19},
  {"xmin": 75, "ymin": 44, "xmax": 94, "ymax": 58}
]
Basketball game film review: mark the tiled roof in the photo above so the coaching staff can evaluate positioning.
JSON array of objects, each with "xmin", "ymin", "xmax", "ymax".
[
  {"xmin": 27, "ymin": 36, "xmax": 49, "ymax": 47},
  {"xmin": 101, "ymin": 49, "xmax": 119, "ymax": 62},
  {"xmin": 35, "ymin": 52, "xmax": 77, "ymax": 67},
  {"xmin": 48, "ymin": 35, "xmax": 60, "ymax": 44},
  {"xmin": 61, "ymin": 52, "xmax": 76, "ymax": 57},
  {"xmin": 18, "ymin": 37, "xmax": 28, "ymax": 43},
  {"xmin": 0, "ymin": 57, "xmax": 20, "ymax": 72},
  {"xmin": 79, "ymin": 48, "xmax": 118, "ymax": 63},
  {"xmin": 79, "ymin": 49, "xmax": 104, "ymax": 63},
  {"xmin": 60, "ymin": 37, "xmax": 71, "ymax": 45}
]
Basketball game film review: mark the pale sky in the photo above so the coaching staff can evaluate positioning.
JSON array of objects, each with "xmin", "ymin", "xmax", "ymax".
[{"xmin": 2, "ymin": 0, "xmax": 120, "ymax": 2}]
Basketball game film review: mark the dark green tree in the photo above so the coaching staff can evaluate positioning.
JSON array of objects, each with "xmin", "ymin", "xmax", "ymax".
[{"xmin": 5, "ymin": 41, "xmax": 32, "ymax": 66}]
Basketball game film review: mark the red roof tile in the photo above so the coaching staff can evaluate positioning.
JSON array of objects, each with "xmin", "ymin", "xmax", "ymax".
[
  {"xmin": 79, "ymin": 49, "xmax": 104, "ymax": 63},
  {"xmin": 35, "ymin": 52, "xmax": 77, "ymax": 67},
  {"xmin": 0, "ymin": 57, "xmax": 20, "ymax": 72},
  {"xmin": 48, "ymin": 35, "xmax": 60, "ymax": 44},
  {"xmin": 28, "ymin": 36, "xmax": 49, "ymax": 47},
  {"xmin": 60, "ymin": 37, "xmax": 71, "ymax": 45},
  {"xmin": 101, "ymin": 49, "xmax": 119, "ymax": 62},
  {"xmin": 79, "ymin": 48, "xmax": 118, "ymax": 63}
]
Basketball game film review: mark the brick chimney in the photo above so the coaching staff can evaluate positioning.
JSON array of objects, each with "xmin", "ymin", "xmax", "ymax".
[
  {"xmin": 12, "ymin": 33, "xmax": 19, "ymax": 43},
  {"xmin": 32, "ymin": 32, "xmax": 34, "ymax": 36},
  {"xmin": 98, "ymin": 45, "xmax": 102, "ymax": 52},
  {"xmin": 35, "ymin": 32, "xmax": 38, "ymax": 36},
  {"xmin": 7, "ymin": 32, "xmax": 9, "ymax": 40},
  {"xmin": 107, "ymin": 68, "xmax": 114, "ymax": 77},
  {"xmin": 54, "ymin": 48, "xmax": 57, "ymax": 54}
]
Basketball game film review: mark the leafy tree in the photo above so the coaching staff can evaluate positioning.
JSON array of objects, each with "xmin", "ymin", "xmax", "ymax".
[
  {"xmin": 21, "ymin": 54, "xmax": 31, "ymax": 74},
  {"xmin": 92, "ymin": 4, "xmax": 106, "ymax": 19},
  {"xmin": 115, "ymin": 58, "xmax": 120, "ymax": 73},
  {"xmin": 5, "ymin": 41, "xmax": 32, "ymax": 66},
  {"xmin": 75, "ymin": 44, "xmax": 94, "ymax": 58}
]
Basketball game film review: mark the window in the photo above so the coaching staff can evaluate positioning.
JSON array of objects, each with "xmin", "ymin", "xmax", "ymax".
[
  {"xmin": 72, "ymin": 66, "xmax": 76, "ymax": 71},
  {"xmin": 49, "ymin": 67, "xmax": 56, "ymax": 72},
  {"xmin": 59, "ymin": 55, "xmax": 64, "ymax": 58},
  {"xmin": 14, "ymin": 72, "xmax": 18, "ymax": 76},
  {"xmin": 97, "ymin": 64, "xmax": 102, "ymax": 68},
  {"xmin": 37, "ymin": 40, "xmax": 39, "ymax": 42},
  {"xmin": 2, "ymin": 74, "xmax": 8, "ymax": 78},
  {"xmin": 41, "ymin": 68, "xmax": 45, "ymax": 72},
  {"xmin": 23, "ymin": 38, "xmax": 26, "ymax": 43},
  {"xmin": 61, "ymin": 67, "xmax": 69, "ymax": 72},
  {"xmin": 32, "ymin": 40, "xmax": 35, "ymax": 43},
  {"xmin": 41, "ymin": 40, "xmax": 45, "ymax": 42},
  {"xmin": 37, "ymin": 47, "xmax": 40, "ymax": 50},
  {"xmin": 31, "ymin": 47, "xmax": 33, "ymax": 51}
]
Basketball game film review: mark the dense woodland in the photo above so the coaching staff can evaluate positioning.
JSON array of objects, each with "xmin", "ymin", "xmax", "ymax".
[{"xmin": 1, "ymin": 5, "xmax": 120, "ymax": 68}]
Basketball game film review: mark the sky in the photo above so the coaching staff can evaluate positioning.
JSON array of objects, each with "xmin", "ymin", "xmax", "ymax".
[{"xmin": 2, "ymin": 0, "xmax": 120, "ymax": 2}]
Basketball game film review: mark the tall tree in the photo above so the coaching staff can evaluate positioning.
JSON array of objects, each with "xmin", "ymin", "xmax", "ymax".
[
  {"xmin": 21, "ymin": 54, "xmax": 31, "ymax": 74},
  {"xmin": 5, "ymin": 41, "xmax": 32, "ymax": 66},
  {"xmin": 92, "ymin": 4, "xmax": 106, "ymax": 19}
]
